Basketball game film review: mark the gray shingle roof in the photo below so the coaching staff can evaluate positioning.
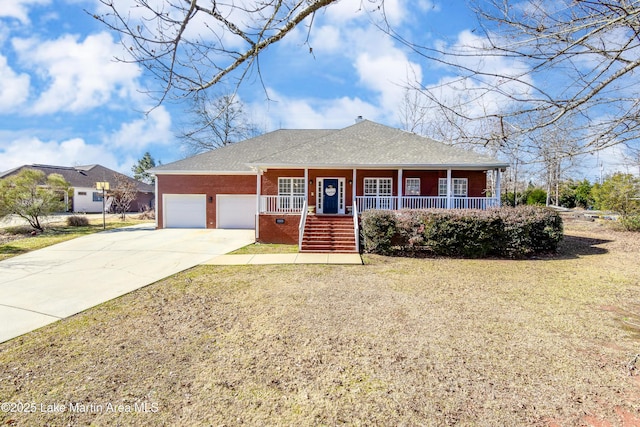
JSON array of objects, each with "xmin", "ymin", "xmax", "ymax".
[
  {"xmin": 0, "ymin": 164, "xmax": 154, "ymax": 193},
  {"xmin": 151, "ymin": 129, "xmax": 337, "ymax": 173},
  {"xmin": 152, "ymin": 120, "xmax": 508, "ymax": 174}
]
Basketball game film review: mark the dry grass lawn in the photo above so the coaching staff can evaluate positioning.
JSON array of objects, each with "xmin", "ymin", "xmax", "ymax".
[
  {"xmin": 0, "ymin": 218, "xmax": 639, "ymax": 426},
  {"xmin": 0, "ymin": 217, "xmax": 152, "ymax": 261}
]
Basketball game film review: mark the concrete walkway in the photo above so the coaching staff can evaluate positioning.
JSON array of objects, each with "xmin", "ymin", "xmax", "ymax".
[
  {"xmin": 0, "ymin": 225, "xmax": 255, "ymax": 343},
  {"xmin": 203, "ymin": 252, "xmax": 363, "ymax": 265}
]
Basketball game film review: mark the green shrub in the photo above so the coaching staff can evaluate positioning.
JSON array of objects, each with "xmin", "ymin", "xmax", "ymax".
[
  {"xmin": 526, "ymin": 188, "xmax": 547, "ymax": 206},
  {"xmin": 67, "ymin": 215, "xmax": 89, "ymax": 227},
  {"xmin": 499, "ymin": 206, "xmax": 563, "ymax": 257},
  {"xmin": 620, "ymin": 215, "xmax": 640, "ymax": 231},
  {"xmin": 360, "ymin": 206, "xmax": 563, "ymax": 258},
  {"xmin": 360, "ymin": 210, "xmax": 397, "ymax": 255}
]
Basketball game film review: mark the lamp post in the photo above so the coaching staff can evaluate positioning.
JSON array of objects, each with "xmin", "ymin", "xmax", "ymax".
[{"xmin": 95, "ymin": 182, "xmax": 110, "ymax": 230}]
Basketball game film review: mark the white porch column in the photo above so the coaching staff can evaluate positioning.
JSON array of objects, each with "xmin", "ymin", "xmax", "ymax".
[
  {"xmin": 304, "ymin": 168, "xmax": 309, "ymax": 203},
  {"xmin": 352, "ymin": 168, "xmax": 357, "ymax": 210},
  {"xmin": 495, "ymin": 168, "xmax": 502, "ymax": 207},
  {"xmin": 446, "ymin": 168, "xmax": 452, "ymax": 209},
  {"xmin": 397, "ymin": 169, "xmax": 403, "ymax": 210},
  {"xmin": 255, "ymin": 170, "xmax": 261, "ymax": 239}
]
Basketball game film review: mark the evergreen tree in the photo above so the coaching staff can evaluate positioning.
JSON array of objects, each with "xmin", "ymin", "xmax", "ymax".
[{"xmin": 132, "ymin": 152, "xmax": 157, "ymax": 185}]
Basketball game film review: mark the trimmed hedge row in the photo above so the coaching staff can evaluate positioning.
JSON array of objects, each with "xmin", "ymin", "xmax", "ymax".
[{"xmin": 361, "ymin": 206, "xmax": 563, "ymax": 258}]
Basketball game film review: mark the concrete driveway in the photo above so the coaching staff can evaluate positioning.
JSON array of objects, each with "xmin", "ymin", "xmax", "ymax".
[{"xmin": 0, "ymin": 225, "xmax": 255, "ymax": 343}]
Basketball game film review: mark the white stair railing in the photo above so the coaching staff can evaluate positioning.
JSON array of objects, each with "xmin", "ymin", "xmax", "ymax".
[
  {"xmin": 352, "ymin": 200, "xmax": 360, "ymax": 253},
  {"xmin": 298, "ymin": 199, "xmax": 308, "ymax": 251}
]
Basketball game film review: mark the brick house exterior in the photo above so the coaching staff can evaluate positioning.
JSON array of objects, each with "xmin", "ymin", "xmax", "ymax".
[{"xmin": 151, "ymin": 120, "xmax": 508, "ymax": 250}]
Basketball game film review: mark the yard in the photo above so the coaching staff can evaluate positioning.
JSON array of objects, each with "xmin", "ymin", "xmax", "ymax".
[
  {"xmin": 0, "ymin": 215, "xmax": 153, "ymax": 261},
  {"xmin": 0, "ymin": 218, "xmax": 639, "ymax": 425}
]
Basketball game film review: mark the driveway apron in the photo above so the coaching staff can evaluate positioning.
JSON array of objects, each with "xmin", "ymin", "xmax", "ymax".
[{"xmin": 0, "ymin": 225, "xmax": 254, "ymax": 343}]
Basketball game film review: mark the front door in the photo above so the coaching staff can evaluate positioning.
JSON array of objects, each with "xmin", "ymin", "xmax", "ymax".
[{"xmin": 323, "ymin": 179, "xmax": 339, "ymax": 214}]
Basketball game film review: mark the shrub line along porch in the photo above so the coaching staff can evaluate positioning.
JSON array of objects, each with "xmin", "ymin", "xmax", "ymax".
[{"xmin": 150, "ymin": 120, "xmax": 509, "ymax": 252}]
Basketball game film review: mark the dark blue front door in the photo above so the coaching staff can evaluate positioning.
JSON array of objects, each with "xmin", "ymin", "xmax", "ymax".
[{"xmin": 323, "ymin": 179, "xmax": 339, "ymax": 214}]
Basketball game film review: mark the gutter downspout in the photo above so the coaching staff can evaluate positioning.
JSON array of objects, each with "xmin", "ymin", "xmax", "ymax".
[{"xmin": 154, "ymin": 176, "xmax": 159, "ymax": 229}]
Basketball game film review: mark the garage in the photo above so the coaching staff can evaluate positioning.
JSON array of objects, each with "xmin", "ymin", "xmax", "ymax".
[
  {"xmin": 217, "ymin": 195, "xmax": 257, "ymax": 229},
  {"xmin": 163, "ymin": 194, "xmax": 206, "ymax": 228}
]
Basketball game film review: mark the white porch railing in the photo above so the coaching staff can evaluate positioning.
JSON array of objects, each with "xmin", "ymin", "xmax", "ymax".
[
  {"xmin": 400, "ymin": 196, "xmax": 447, "ymax": 210},
  {"xmin": 261, "ymin": 195, "xmax": 499, "ymax": 214},
  {"xmin": 355, "ymin": 196, "xmax": 499, "ymax": 212},
  {"xmin": 260, "ymin": 195, "xmax": 306, "ymax": 213},
  {"xmin": 446, "ymin": 197, "xmax": 500, "ymax": 210},
  {"xmin": 355, "ymin": 196, "xmax": 399, "ymax": 211}
]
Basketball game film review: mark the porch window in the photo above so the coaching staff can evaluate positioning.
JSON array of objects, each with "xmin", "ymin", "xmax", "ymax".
[
  {"xmin": 405, "ymin": 178, "xmax": 421, "ymax": 196},
  {"xmin": 364, "ymin": 178, "xmax": 393, "ymax": 209},
  {"xmin": 278, "ymin": 178, "xmax": 305, "ymax": 210},
  {"xmin": 364, "ymin": 178, "xmax": 392, "ymax": 196},
  {"xmin": 438, "ymin": 178, "xmax": 468, "ymax": 196}
]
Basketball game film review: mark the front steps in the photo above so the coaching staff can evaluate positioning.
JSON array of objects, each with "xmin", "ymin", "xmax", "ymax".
[{"xmin": 301, "ymin": 215, "xmax": 358, "ymax": 253}]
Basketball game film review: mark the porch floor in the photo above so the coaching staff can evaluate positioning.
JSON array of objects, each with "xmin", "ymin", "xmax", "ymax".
[{"xmin": 203, "ymin": 253, "xmax": 363, "ymax": 265}]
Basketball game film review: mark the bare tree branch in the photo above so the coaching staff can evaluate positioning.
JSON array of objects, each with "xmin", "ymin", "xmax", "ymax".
[
  {"xmin": 178, "ymin": 92, "xmax": 262, "ymax": 155},
  {"xmin": 385, "ymin": 0, "xmax": 640, "ymax": 157},
  {"xmin": 93, "ymin": 0, "xmax": 340, "ymax": 102}
]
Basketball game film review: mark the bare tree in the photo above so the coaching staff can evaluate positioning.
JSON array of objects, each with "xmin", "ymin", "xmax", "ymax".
[
  {"xmin": 95, "ymin": 0, "xmax": 640, "ymax": 164},
  {"xmin": 388, "ymin": 0, "xmax": 640, "ymax": 156},
  {"xmin": 622, "ymin": 143, "xmax": 640, "ymax": 176},
  {"xmin": 93, "ymin": 0, "xmax": 342, "ymax": 102},
  {"xmin": 179, "ymin": 92, "xmax": 261, "ymax": 154},
  {"xmin": 110, "ymin": 174, "xmax": 138, "ymax": 220},
  {"xmin": 532, "ymin": 126, "xmax": 579, "ymax": 206}
]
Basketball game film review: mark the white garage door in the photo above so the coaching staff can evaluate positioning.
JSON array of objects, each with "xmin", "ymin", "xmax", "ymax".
[
  {"xmin": 217, "ymin": 195, "xmax": 257, "ymax": 229},
  {"xmin": 164, "ymin": 194, "xmax": 206, "ymax": 228}
]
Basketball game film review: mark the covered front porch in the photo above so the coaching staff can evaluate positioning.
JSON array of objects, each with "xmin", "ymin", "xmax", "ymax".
[
  {"xmin": 255, "ymin": 167, "xmax": 504, "ymax": 251},
  {"xmin": 257, "ymin": 167, "xmax": 503, "ymax": 215}
]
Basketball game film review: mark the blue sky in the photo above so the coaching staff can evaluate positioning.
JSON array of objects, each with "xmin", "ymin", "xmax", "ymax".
[{"xmin": 0, "ymin": 0, "xmax": 631, "ymax": 180}]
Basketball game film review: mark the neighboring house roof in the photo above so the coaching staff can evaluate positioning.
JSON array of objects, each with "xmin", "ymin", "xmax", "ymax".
[
  {"xmin": 151, "ymin": 120, "xmax": 509, "ymax": 174},
  {"xmin": 0, "ymin": 164, "xmax": 154, "ymax": 193}
]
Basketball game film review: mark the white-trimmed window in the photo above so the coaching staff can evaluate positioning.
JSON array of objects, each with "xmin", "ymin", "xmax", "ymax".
[
  {"xmin": 438, "ymin": 178, "xmax": 468, "ymax": 196},
  {"xmin": 364, "ymin": 178, "xmax": 392, "ymax": 196},
  {"xmin": 278, "ymin": 177, "xmax": 305, "ymax": 210},
  {"xmin": 364, "ymin": 178, "xmax": 393, "ymax": 209},
  {"xmin": 405, "ymin": 178, "xmax": 421, "ymax": 196}
]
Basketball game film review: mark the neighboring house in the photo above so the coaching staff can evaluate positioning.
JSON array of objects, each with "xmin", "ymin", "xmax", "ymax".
[
  {"xmin": 151, "ymin": 120, "xmax": 509, "ymax": 252},
  {"xmin": 0, "ymin": 164, "xmax": 155, "ymax": 213}
]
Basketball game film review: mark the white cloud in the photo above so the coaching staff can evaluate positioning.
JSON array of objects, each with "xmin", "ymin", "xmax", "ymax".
[
  {"xmin": 0, "ymin": 0, "xmax": 50, "ymax": 25},
  {"xmin": 251, "ymin": 90, "xmax": 379, "ymax": 130},
  {"xmin": 0, "ymin": 136, "xmax": 120, "ymax": 173},
  {"xmin": 12, "ymin": 32, "xmax": 142, "ymax": 114},
  {"xmin": 579, "ymin": 145, "xmax": 640, "ymax": 180},
  {"xmin": 419, "ymin": 30, "xmax": 534, "ymax": 119},
  {"xmin": 0, "ymin": 55, "xmax": 30, "ymax": 112},
  {"xmin": 355, "ymin": 51, "xmax": 422, "ymax": 109},
  {"xmin": 105, "ymin": 106, "xmax": 173, "ymax": 150}
]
